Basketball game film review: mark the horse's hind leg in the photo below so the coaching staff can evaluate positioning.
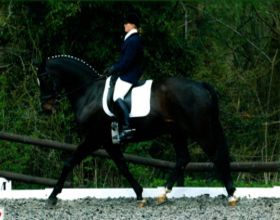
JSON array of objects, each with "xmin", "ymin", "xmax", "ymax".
[
  {"xmin": 157, "ymin": 130, "xmax": 190, "ymax": 204},
  {"xmin": 166, "ymin": 132, "xmax": 190, "ymax": 190},
  {"xmin": 47, "ymin": 137, "xmax": 98, "ymax": 206},
  {"xmin": 198, "ymin": 121, "xmax": 237, "ymax": 204}
]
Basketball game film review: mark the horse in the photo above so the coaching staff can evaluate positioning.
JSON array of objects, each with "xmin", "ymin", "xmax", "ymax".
[{"xmin": 37, "ymin": 54, "xmax": 238, "ymax": 206}]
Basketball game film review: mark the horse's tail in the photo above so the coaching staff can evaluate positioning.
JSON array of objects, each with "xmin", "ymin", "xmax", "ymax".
[{"xmin": 201, "ymin": 82, "xmax": 219, "ymax": 119}]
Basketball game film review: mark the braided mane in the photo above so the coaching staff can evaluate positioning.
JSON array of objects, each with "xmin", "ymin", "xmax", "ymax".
[{"xmin": 46, "ymin": 54, "xmax": 101, "ymax": 79}]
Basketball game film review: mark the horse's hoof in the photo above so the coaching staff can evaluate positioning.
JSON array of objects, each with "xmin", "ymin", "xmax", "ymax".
[
  {"xmin": 46, "ymin": 197, "xmax": 58, "ymax": 207},
  {"xmin": 228, "ymin": 196, "xmax": 238, "ymax": 207},
  {"xmin": 156, "ymin": 194, "xmax": 168, "ymax": 205},
  {"xmin": 138, "ymin": 199, "xmax": 147, "ymax": 208}
]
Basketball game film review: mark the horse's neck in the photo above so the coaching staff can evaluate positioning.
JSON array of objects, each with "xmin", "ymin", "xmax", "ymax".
[{"xmin": 65, "ymin": 79, "xmax": 104, "ymax": 119}]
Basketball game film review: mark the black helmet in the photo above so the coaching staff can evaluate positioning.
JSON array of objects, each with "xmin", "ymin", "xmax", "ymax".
[{"xmin": 124, "ymin": 13, "xmax": 140, "ymax": 27}]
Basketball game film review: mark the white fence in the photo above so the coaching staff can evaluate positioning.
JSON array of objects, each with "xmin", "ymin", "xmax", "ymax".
[
  {"xmin": 1, "ymin": 176, "xmax": 280, "ymax": 200},
  {"xmin": 0, "ymin": 178, "xmax": 11, "ymax": 191},
  {"xmin": 1, "ymin": 186, "xmax": 280, "ymax": 200}
]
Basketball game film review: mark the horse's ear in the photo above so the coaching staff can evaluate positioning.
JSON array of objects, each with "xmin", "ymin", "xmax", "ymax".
[
  {"xmin": 33, "ymin": 56, "xmax": 48, "ymax": 71},
  {"xmin": 32, "ymin": 57, "xmax": 43, "ymax": 68}
]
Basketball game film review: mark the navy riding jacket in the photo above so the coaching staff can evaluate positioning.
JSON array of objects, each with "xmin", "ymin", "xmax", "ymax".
[{"xmin": 112, "ymin": 33, "xmax": 144, "ymax": 84}]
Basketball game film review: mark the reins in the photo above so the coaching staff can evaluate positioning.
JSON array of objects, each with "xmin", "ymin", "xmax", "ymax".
[{"xmin": 41, "ymin": 55, "xmax": 112, "ymax": 104}]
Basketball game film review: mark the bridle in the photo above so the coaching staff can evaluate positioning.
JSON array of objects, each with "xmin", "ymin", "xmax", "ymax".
[
  {"xmin": 38, "ymin": 68, "xmax": 60, "ymax": 102},
  {"xmin": 38, "ymin": 66, "xmax": 111, "ymax": 110},
  {"xmin": 37, "ymin": 54, "xmax": 113, "ymax": 114}
]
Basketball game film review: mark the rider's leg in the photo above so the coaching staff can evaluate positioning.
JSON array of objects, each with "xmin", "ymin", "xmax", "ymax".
[
  {"xmin": 113, "ymin": 77, "xmax": 133, "ymax": 132},
  {"xmin": 115, "ymin": 98, "xmax": 131, "ymax": 130}
]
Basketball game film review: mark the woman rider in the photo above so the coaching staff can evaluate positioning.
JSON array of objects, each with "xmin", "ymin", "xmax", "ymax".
[{"xmin": 104, "ymin": 13, "xmax": 144, "ymax": 141}]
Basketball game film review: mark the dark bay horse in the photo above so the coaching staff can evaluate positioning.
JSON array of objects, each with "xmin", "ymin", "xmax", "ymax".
[{"xmin": 37, "ymin": 55, "xmax": 237, "ymax": 206}]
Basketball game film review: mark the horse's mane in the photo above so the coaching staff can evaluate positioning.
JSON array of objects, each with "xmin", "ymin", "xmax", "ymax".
[{"xmin": 46, "ymin": 54, "xmax": 101, "ymax": 79}]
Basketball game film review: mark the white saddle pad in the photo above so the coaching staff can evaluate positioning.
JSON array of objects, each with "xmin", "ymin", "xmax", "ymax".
[{"xmin": 102, "ymin": 76, "xmax": 153, "ymax": 117}]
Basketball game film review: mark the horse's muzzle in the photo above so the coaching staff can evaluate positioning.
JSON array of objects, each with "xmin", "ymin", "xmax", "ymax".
[{"xmin": 41, "ymin": 99, "xmax": 56, "ymax": 114}]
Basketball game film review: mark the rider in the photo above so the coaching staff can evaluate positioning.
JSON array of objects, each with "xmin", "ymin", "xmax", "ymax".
[{"xmin": 104, "ymin": 13, "xmax": 144, "ymax": 141}]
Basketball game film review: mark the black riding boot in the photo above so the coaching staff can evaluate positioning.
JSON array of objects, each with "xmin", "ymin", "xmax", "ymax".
[{"xmin": 114, "ymin": 98, "xmax": 135, "ymax": 141}]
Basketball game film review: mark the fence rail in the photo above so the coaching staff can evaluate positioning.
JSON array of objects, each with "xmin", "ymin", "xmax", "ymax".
[
  {"xmin": 0, "ymin": 170, "xmax": 71, "ymax": 187},
  {"xmin": 0, "ymin": 132, "xmax": 279, "ymax": 185}
]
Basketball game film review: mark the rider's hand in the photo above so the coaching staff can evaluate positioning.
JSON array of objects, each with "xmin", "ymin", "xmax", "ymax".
[{"xmin": 103, "ymin": 66, "xmax": 114, "ymax": 76}]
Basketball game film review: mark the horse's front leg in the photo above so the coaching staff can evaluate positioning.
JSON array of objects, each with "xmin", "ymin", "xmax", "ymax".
[
  {"xmin": 47, "ymin": 137, "xmax": 98, "ymax": 206},
  {"xmin": 157, "ymin": 133, "xmax": 190, "ymax": 205},
  {"xmin": 105, "ymin": 145, "xmax": 146, "ymax": 207}
]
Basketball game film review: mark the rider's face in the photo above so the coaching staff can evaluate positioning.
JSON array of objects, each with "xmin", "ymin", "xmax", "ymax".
[{"xmin": 124, "ymin": 23, "xmax": 136, "ymax": 33}]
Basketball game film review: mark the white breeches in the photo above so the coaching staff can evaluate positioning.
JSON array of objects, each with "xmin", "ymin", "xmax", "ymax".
[{"xmin": 113, "ymin": 77, "xmax": 133, "ymax": 101}]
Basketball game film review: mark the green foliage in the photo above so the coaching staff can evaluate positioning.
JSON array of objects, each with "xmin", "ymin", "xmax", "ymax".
[{"xmin": 0, "ymin": 1, "xmax": 279, "ymax": 189}]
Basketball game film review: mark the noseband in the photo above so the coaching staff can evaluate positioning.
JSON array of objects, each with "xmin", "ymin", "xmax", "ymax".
[{"xmin": 38, "ymin": 69, "xmax": 59, "ymax": 102}]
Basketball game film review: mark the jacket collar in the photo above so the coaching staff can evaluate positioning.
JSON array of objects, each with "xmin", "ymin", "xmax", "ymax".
[{"xmin": 124, "ymin": 29, "xmax": 138, "ymax": 41}]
